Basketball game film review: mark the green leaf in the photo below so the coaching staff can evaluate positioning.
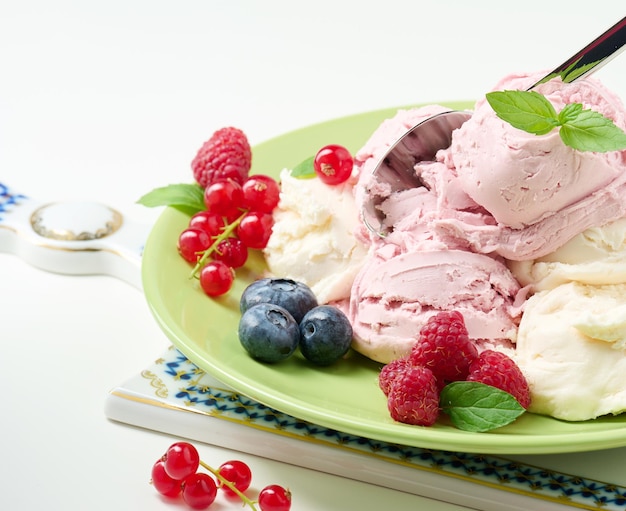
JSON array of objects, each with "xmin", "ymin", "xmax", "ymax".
[
  {"xmin": 440, "ymin": 381, "xmax": 525, "ymax": 432},
  {"xmin": 485, "ymin": 90, "xmax": 559, "ymax": 135},
  {"xmin": 137, "ymin": 183, "xmax": 205, "ymax": 216},
  {"xmin": 559, "ymin": 109, "xmax": 626, "ymax": 152},
  {"xmin": 558, "ymin": 102, "xmax": 583, "ymax": 124},
  {"xmin": 290, "ymin": 155, "xmax": 316, "ymax": 179}
]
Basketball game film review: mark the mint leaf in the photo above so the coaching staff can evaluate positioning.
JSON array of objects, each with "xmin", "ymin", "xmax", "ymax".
[
  {"xmin": 137, "ymin": 183, "xmax": 205, "ymax": 216},
  {"xmin": 486, "ymin": 89, "xmax": 626, "ymax": 153},
  {"xmin": 558, "ymin": 102, "xmax": 583, "ymax": 124},
  {"xmin": 559, "ymin": 108, "xmax": 626, "ymax": 152},
  {"xmin": 440, "ymin": 381, "xmax": 525, "ymax": 432},
  {"xmin": 290, "ymin": 155, "xmax": 316, "ymax": 179},
  {"xmin": 485, "ymin": 90, "xmax": 559, "ymax": 135}
]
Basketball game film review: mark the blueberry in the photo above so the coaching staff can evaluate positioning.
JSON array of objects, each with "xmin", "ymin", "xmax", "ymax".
[
  {"xmin": 299, "ymin": 305, "xmax": 353, "ymax": 366},
  {"xmin": 240, "ymin": 278, "xmax": 318, "ymax": 324},
  {"xmin": 238, "ymin": 303, "xmax": 300, "ymax": 363}
]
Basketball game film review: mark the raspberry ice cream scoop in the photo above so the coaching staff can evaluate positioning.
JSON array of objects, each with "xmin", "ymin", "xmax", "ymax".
[
  {"xmin": 348, "ymin": 249, "xmax": 523, "ymax": 364},
  {"xmin": 438, "ymin": 72, "xmax": 626, "ymax": 260}
]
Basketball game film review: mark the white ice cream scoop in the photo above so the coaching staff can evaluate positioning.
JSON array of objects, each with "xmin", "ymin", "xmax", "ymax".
[{"xmin": 362, "ymin": 16, "xmax": 626, "ymax": 237}]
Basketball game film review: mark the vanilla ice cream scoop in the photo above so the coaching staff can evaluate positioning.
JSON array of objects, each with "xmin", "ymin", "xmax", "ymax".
[
  {"xmin": 515, "ymin": 282, "xmax": 626, "ymax": 421},
  {"xmin": 264, "ymin": 169, "xmax": 368, "ymax": 304},
  {"xmin": 509, "ymin": 217, "xmax": 626, "ymax": 291}
]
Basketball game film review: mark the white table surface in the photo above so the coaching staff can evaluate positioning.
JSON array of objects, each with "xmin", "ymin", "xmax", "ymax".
[{"xmin": 1, "ymin": 2, "xmax": 625, "ymax": 510}]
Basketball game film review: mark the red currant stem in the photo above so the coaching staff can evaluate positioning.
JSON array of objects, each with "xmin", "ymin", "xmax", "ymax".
[
  {"xmin": 190, "ymin": 210, "xmax": 248, "ymax": 279},
  {"xmin": 198, "ymin": 460, "xmax": 258, "ymax": 510}
]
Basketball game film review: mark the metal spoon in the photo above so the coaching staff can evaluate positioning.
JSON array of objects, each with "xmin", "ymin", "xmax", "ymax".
[{"xmin": 362, "ymin": 16, "xmax": 626, "ymax": 237}]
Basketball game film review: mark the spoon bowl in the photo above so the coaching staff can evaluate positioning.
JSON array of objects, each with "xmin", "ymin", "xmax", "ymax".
[{"xmin": 361, "ymin": 110, "xmax": 471, "ymax": 236}]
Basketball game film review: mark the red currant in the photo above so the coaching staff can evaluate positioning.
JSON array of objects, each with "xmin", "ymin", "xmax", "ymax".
[
  {"xmin": 258, "ymin": 484, "xmax": 292, "ymax": 511},
  {"xmin": 313, "ymin": 144, "xmax": 353, "ymax": 185},
  {"xmin": 189, "ymin": 210, "xmax": 226, "ymax": 238},
  {"xmin": 213, "ymin": 237, "xmax": 248, "ymax": 268},
  {"xmin": 151, "ymin": 460, "xmax": 182, "ymax": 498},
  {"xmin": 163, "ymin": 442, "xmax": 200, "ymax": 481},
  {"xmin": 178, "ymin": 228, "xmax": 211, "ymax": 263},
  {"xmin": 242, "ymin": 174, "xmax": 281, "ymax": 213},
  {"xmin": 236, "ymin": 212, "xmax": 274, "ymax": 249},
  {"xmin": 199, "ymin": 260, "xmax": 235, "ymax": 297},
  {"xmin": 204, "ymin": 179, "xmax": 245, "ymax": 221},
  {"xmin": 182, "ymin": 472, "xmax": 217, "ymax": 510},
  {"xmin": 217, "ymin": 460, "xmax": 252, "ymax": 497}
]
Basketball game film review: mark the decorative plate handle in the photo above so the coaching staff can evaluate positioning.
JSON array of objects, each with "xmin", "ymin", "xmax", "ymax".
[{"xmin": 0, "ymin": 182, "xmax": 149, "ymax": 289}]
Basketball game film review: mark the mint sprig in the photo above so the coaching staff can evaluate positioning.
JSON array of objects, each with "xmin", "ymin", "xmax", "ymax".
[
  {"xmin": 485, "ymin": 90, "xmax": 626, "ymax": 153},
  {"xmin": 137, "ymin": 183, "xmax": 205, "ymax": 216},
  {"xmin": 440, "ymin": 381, "xmax": 525, "ymax": 432}
]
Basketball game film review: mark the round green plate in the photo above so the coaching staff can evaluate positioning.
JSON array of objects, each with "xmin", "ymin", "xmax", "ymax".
[{"xmin": 142, "ymin": 102, "xmax": 626, "ymax": 454}]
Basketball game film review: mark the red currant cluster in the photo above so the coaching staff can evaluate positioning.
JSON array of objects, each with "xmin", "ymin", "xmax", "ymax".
[
  {"xmin": 151, "ymin": 441, "xmax": 291, "ymax": 511},
  {"xmin": 177, "ymin": 174, "xmax": 280, "ymax": 297}
]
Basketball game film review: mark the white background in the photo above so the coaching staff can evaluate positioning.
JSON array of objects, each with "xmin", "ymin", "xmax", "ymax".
[{"xmin": 1, "ymin": 1, "xmax": 625, "ymax": 510}]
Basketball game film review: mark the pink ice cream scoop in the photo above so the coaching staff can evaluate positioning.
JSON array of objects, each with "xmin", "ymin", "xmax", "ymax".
[
  {"xmin": 348, "ymin": 249, "xmax": 523, "ymax": 364},
  {"xmin": 438, "ymin": 72, "xmax": 626, "ymax": 260},
  {"xmin": 453, "ymin": 75, "xmax": 626, "ymax": 228}
]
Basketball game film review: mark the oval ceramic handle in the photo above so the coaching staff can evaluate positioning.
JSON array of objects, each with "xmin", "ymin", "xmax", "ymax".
[{"xmin": 0, "ymin": 182, "xmax": 149, "ymax": 289}]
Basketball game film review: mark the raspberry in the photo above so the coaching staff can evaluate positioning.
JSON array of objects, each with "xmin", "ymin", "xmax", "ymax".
[
  {"xmin": 386, "ymin": 366, "xmax": 439, "ymax": 426},
  {"xmin": 378, "ymin": 357, "xmax": 411, "ymax": 396},
  {"xmin": 466, "ymin": 350, "xmax": 531, "ymax": 409},
  {"xmin": 409, "ymin": 311, "xmax": 478, "ymax": 384},
  {"xmin": 191, "ymin": 127, "xmax": 252, "ymax": 188}
]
